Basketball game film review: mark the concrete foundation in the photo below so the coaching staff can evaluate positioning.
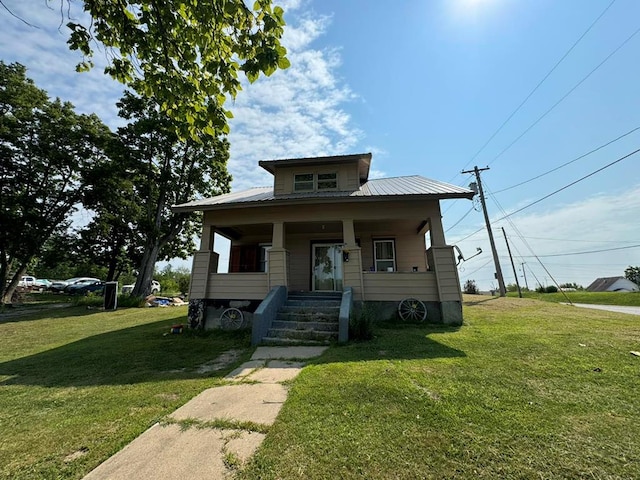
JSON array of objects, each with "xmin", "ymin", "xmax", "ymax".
[{"xmin": 353, "ymin": 300, "xmax": 463, "ymax": 326}]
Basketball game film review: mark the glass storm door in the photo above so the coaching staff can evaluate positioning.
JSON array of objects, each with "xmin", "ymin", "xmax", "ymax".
[{"xmin": 312, "ymin": 244, "xmax": 343, "ymax": 291}]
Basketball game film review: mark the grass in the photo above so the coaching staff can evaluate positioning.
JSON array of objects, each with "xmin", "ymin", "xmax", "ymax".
[
  {"xmin": 239, "ymin": 295, "xmax": 640, "ymax": 479},
  {"xmin": 0, "ymin": 305, "xmax": 252, "ymax": 480},
  {"xmin": 508, "ymin": 290, "xmax": 640, "ymax": 306},
  {"xmin": 2, "ymin": 296, "xmax": 639, "ymax": 479}
]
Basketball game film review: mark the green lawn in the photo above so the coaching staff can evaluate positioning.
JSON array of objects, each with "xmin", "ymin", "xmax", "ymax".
[
  {"xmin": 509, "ymin": 290, "xmax": 640, "ymax": 306},
  {"xmin": 1, "ymin": 297, "xmax": 639, "ymax": 479},
  {"xmin": 240, "ymin": 295, "xmax": 640, "ymax": 479},
  {"xmin": 0, "ymin": 305, "xmax": 252, "ymax": 480}
]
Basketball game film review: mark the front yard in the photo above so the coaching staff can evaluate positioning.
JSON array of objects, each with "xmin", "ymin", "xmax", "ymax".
[{"xmin": 1, "ymin": 295, "xmax": 639, "ymax": 479}]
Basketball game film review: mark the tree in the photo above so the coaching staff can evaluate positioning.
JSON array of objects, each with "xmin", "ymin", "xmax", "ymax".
[
  {"xmin": 54, "ymin": 0, "xmax": 289, "ymax": 140},
  {"xmin": 463, "ymin": 280, "xmax": 478, "ymax": 294},
  {"xmin": 625, "ymin": 266, "xmax": 640, "ymax": 286},
  {"xmin": 111, "ymin": 92, "xmax": 231, "ymax": 297},
  {"xmin": 0, "ymin": 62, "xmax": 112, "ymax": 303}
]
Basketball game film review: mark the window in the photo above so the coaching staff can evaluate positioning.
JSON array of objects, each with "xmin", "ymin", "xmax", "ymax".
[
  {"xmin": 317, "ymin": 172, "xmax": 337, "ymax": 190},
  {"xmin": 258, "ymin": 244, "xmax": 271, "ymax": 272},
  {"xmin": 374, "ymin": 239, "xmax": 396, "ymax": 272},
  {"xmin": 294, "ymin": 173, "xmax": 314, "ymax": 192},
  {"xmin": 294, "ymin": 172, "xmax": 338, "ymax": 192}
]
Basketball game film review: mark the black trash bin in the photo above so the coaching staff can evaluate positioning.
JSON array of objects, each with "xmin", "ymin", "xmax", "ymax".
[{"xmin": 104, "ymin": 282, "xmax": 118, "ymax": 310}]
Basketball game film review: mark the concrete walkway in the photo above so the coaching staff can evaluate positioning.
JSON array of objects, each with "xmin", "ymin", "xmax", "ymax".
[
  {"xmin": 83, "ymin": 346, "xmax": 328, "ymax": 480},
  {"xmin": 562, "ymin": 303, "xmax": 640, "ymax": 316}
]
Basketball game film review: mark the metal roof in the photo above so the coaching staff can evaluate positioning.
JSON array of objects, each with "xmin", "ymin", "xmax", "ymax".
[{"xmin": 173, "ymin": 175, "xmax": 474, "ymax": 212}]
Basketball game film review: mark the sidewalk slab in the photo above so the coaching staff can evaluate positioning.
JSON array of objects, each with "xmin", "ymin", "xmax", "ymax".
[
  {"xmin": 83, "ymin": 424, "xmax": 236, "ymax": 480},
  {"xmin": 170, "ymin": 383, "xmax": 288, "ymax": 425},
  {"xmin": 245, "ymin": 361, "xmax": 306, "ymax": 383},
  {"xmin": 225, "ymin": 359, "xmax": 265, "ymax": 379},
  {"xmin": 251, "ymin": 346, "xmax": 328, "ymax": 360}
]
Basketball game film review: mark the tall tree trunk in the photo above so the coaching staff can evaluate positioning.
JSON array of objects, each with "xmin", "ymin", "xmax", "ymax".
[
  {"xmin": 132, "ymin": 242, "xmax": 160, "ymax": 298},
  {"xmin": 2, "ymin": 263, "xmax": 28, "ymax": 305}
]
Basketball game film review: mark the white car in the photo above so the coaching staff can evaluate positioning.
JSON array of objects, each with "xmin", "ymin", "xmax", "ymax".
[
  {"xmin": 122, "ymin": 280, "xmax": 161, "ymax": 295},
  {"xmin": 18, "ymin": 276, "xmax": 36, "ymax": 288}
]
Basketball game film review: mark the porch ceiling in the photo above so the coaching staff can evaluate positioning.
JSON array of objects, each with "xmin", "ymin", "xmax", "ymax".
[{"xmin": 215, "ymin": 219, "xmax": 428, "ymax": 240}]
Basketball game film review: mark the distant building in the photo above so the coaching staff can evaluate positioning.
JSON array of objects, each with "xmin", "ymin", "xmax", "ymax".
[{"xmin": 586, "ymin": 277, "xmax": 639, "ymax": 292}]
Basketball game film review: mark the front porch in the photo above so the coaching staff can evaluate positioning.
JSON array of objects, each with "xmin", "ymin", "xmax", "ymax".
[{"xmin": 189, "ymin": 211, "xmax": 463, "ymax": 325}]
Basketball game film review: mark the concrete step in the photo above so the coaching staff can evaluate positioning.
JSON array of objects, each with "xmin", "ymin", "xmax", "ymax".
[
  {"xmin": 287, "ymin": 292, "xmax": 342, "ymax": 301},
  {"xmin": 284, "ymin": 299, "xmax": 341, "ymax": 308},
  {"xmin": 280, "ymin": 305, "xmax": 340, "ymax": 315},
  {"xmin": 260, "ymin": 336, "xmax": 331, "ymax": 346},
  {"xmin": 266, "ymin": 328, "xmax": 337, "ymax": 342},
  {"xmin": 272, "ymin": 320, "xmax": 339, "ymax": 332},
  {"xmin": 276, "ymin": 311, "xmax": 339, "ymax": 323}
]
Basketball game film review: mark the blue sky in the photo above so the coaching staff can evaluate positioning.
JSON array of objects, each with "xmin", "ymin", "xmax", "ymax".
[{"xmin": 2, "ymin": 0, "xmax": 639, "ymax": 290}]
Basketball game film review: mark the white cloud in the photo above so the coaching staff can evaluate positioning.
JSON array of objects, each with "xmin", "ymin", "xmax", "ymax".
[{"xmin": 227, "ymin": 7, "xmax": 362, "ymax": 190}]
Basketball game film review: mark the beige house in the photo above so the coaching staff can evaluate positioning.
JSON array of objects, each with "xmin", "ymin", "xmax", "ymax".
[{"xmin": 173, "ymin": 153, "xmax": 474, "ymax": 343}]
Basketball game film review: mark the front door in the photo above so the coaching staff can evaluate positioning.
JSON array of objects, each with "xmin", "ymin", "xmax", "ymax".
[{"xmin": 312, "ymin": 243, "xmax": 343, "ymax": 291}]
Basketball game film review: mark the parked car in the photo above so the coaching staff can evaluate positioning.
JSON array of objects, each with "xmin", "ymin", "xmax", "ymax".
[
  {"xmin": 65, "ymin": 280, "xmax": 106, "ymax": 295},
  {"xmin": 122, "ymin": 280, "xmax": 161, "ymax": 295},
  {"xmin": 50, "ymin": 277, "xmax": 100, "ymax": 293},
  {"xmin": 18, "ymin": 276, "xmax": 36, "ymax": 288},
  {"xmin": 34, "ymin": 279, "xmax": 51, "ymax": 291}
]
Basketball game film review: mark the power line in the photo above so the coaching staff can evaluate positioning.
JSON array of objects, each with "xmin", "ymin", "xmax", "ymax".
[
  {"xmin": 452, "ymin": 0, "xmax": 618, "ymax": 182},
  {"xmin": 515, "ymin": 235, "xmax": 639, "ymax": 244},
  {"xmin": 493, "ymin": 125, "xmax": 640, "ymax": 194},
  {"xmin": 499, "ymin": 147, "xmax": 640, "ymax": 219},
  {"xmin": 445, "ymin": 205, "xmax": 475, "ymax": 233},
  {"xmin": 517, "ymin": 244, "xmax": 640, "ymax": 258},
  {"xmin": 451, "ymin": 146, "xmax": 639, "ymax": 244},
  {"xmin": 487, "ymin": 24, "xmax": 640, "ymax": 168}
]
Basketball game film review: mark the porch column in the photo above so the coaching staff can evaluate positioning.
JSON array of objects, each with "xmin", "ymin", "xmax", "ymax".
[
  {"xmin": 268, "ymin": 221, "xmax": 289, "ymax": 289},
  {"xmin": 190, "ymin": 225, "xmax": 219, "ymax": 298},
  {"xmin": 342, "ymin": 219, "xmax": 364, "ymax": 300},
  {"xmin": 428, "ymin": 215, "xmax": 446, "ymax": 247}
]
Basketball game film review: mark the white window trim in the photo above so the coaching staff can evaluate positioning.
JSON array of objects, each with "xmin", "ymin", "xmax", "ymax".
[{"xmin": 373, "ymin": 239, "xmax": 396, "ymax": 272}]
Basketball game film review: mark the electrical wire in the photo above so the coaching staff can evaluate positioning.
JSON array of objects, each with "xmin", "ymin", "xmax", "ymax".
[
  {"xmin": 451, "ymin": 0, "xmax": 618, "ymax": 182},
  {"xmin": 445, "ymin": 206, "xmax": 475, "ymax": 233},
  {"xmin": 517, "ymin": 244, "xmax": 640, "ymax": 258},
  {"xmin": 497, "ymin": 147, "xmax": 640, "ymax": 220},
  {"xmin": 451, "ymin": 147, "xmax": 639, "ymax": 247},
  {"xmin": 493, "ymin": 126, "xmax": 640, "ymax": 194},
  {"xmin": 487, "ymin": 24, "xmax": 640, "ymax": 168}
]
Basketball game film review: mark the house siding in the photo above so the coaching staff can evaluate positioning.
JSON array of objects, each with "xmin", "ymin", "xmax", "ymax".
[
  {"xmin": 207, "ymin": 273, "xmax": 268, "ymax": 299},
  {"xmin": 275, "ymin": 163, "xmax": 359, "ymax": 194},
  {"xmin": 362, "ymin": 272, "xmax": 438, "ymax": 301}
]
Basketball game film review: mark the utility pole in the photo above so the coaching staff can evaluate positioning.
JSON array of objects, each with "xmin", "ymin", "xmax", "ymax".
[
  {"xmin": 502, "ymin": 227, "xmax": 522, "ymax": 298},
  {"xmin": 462, "ymin": 166, "xmax": 506, "ymax": 297},
  {"xmin": 521, "ymin": 263, "xmax": 529, "ymax": 290}
]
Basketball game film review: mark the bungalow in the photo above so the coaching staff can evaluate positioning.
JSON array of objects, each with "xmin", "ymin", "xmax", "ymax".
[{"xmin": 172, "ymin": 153, "xmax": 475, "ymax": 344}]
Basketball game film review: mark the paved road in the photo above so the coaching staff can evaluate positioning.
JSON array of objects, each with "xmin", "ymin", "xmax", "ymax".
[{"xmin": 563, "ymin": 303, "xmax": 640, "ymax": 316}]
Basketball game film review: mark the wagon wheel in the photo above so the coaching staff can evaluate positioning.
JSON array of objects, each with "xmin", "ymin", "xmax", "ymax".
[
  {"xmin": 220, "ymin": 307, "xmax": 244, "ymax": 330},
  {"xmin": 398, "ymin": 298, "xmax": 427, "ymax": 322}
]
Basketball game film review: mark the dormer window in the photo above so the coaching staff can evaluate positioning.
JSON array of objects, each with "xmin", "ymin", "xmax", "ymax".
[
  {"xmin": 294, "ymin": 173, "xmax": 314, "ymax": 192},
  {"xmin": 294, "ymin": 172, "xmax": 338, "ymax": 192},
  {"xmin": 317, "ymin": 173, "xmax": 337, "ymax": 190}
]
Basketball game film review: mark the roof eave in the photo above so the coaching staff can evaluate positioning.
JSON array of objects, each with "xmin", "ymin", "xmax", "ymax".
[{"xmin": 171, "ymin": 191, "xmax": 474, "ymax": 213}]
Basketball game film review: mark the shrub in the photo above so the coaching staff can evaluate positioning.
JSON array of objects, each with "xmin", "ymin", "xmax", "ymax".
[
  {"xmin": 545, "ymin": 285, "xmax": 558, "ymax": 293},
  {"xmin": 349, "ymin": 303, "xmax": 376, "ymax": 341}
]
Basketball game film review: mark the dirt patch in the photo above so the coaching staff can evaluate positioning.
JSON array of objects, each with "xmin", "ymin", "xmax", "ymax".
[
  {"xmin": 64, "ymin": 447, "xmax": 89, "ymax": 463},
  {"xmin": 196, "ymin": 349, "xmax": 243, "ymax": 374}
]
